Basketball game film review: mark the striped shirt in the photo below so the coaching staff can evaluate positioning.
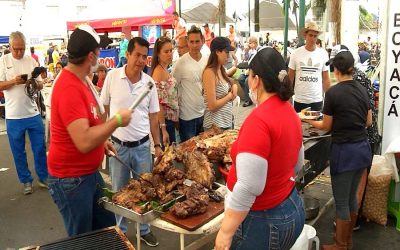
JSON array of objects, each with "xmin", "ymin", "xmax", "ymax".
[{"xmin": 203, "ymin": 79, "xmax": 233, "ymax": 129}]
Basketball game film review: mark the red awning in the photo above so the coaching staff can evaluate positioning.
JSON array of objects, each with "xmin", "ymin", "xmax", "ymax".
[{"xmin": 67, "ymin": 15, "xmax": 174, "ymax": 32}]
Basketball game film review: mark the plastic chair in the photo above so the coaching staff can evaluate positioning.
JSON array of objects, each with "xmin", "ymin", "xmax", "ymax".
[
  {"xmin": 290, "ymin": 224, "xmax": 320, "ymax": 250},
  {"xmin": 388, "ymin": 180, "xmax": 400, "ymax": 231}
]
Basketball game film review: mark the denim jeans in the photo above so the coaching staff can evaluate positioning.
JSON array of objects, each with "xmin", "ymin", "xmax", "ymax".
[
  {"xmin": 6, "ymin": 115, "xmax": 48, "ymax": 184},
  {"xmin": 47, "ymin": 171, "xmax": 116, "ymax": 237},
  {"xmin": 238, "ymin": 74, "xmax": 250, "ymax": 103},
  {"xmin": 178, "ymin": 116, "xmax": 204, "ymax": 143},
  {"xmin": 117, "ymin": 57, "xmax": 127, "ymax": 68},
  {"xmin": 331, "ymin": 168, "xmax": 364, "ymax": 220},
  {"xmin": 109, "ymin": 139, "xmax": 152, "ymax": 235},
  {"xmin": 293, "ymin": 101, "xmax": 323, "ymax": 112},
  {"xmin": 231, "ymin": 188, "xmax": 305, "ymax": 250}
]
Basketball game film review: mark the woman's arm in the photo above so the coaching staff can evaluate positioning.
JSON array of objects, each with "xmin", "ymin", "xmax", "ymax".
[
  {"xmin": 366, "ymin": 109, "xmax": 372, "ymax": 127},
  {"xmin": 152, "ymin": 66, "xmax": 170, "ymax": 145},
  {"xmin": 226, "ymin": 66, "xmax": 237, "ymax": 77},
  {"xmin": 66, "ymin": 109, "xmax": 132, "ymax": 154},
  {"xmin": 216, "ymin": 153, "xmax": 268, "ymax": 250},
  {"xmin": 306, "ymin": 114, "xmax": 333, "ymax": 131},
  {"xmin": 203, "ymin": 69, "xmax": 233, "ymax": 112}
]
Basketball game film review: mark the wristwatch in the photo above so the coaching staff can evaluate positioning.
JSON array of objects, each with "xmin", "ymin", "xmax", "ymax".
[{"xmin": 154, "ymin": 144, "xmax": 161, "ymax": 148}]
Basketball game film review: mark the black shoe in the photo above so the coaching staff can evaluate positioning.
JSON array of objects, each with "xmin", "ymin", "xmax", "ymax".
[
  {"xmin": 242, "ymin": 101, "xmax": 253, "ymax": 107},
  {"xmin": 141, "ymin": 232, "xmax": 159, "ymax": 247}
]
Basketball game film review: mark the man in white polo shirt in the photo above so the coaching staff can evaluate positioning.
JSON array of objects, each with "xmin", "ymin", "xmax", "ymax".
[
  {"xmin": 100, "ymin": 37, "xmax": 161, "ymax": 247},
  {"xmin": 0, "ymin": 31, "xmax": 48, "ymax": 195},
  {"xmin": 288, "ymin": 21, "xmax": 330, "ymax": 112}
]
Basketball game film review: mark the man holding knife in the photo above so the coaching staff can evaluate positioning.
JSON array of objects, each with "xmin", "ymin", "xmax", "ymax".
[
  {"xmin": 100, "ymin": 36, "xmax": 161, "ymax": 247},
  {"xmin": 47, "ymin": 25, "xmax": 132, "ymax": 237}
]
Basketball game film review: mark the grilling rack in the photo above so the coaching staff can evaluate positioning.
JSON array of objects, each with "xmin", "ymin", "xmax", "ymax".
[{"xmin": 20, "ymin": 226, "xmax": 135, "ymax": 250}]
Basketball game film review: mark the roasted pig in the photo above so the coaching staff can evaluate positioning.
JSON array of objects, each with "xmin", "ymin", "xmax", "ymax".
[{"xmin": 183, "ymin": 150, "xmax": 215, "ymax": 189}]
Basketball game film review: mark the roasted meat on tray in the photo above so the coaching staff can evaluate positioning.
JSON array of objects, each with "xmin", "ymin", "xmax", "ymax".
[
  {"xmin": 198, "ymin": 129, "xmax": 238, "ymax": 162},
  {"xmin": 112, "ymin": 179, "xmax": 156, "ymax": 209},
  {"xmin": 183, "ymin": 150, "xmax": 215, "ymax": 189},
  {"xmin": 175, "ymin": 125, "xmax": 224, "ymax": 161},
  {"xmin": 153, "ymin": 144, "xmax": 176, "ymax": 174},
  {"xmin": 170, "ymin": 183, "xmax": 210, "ymax": 218},
  {"xmin": 112, "ymin": 165, "xmax": 185, "ymax": 213}
]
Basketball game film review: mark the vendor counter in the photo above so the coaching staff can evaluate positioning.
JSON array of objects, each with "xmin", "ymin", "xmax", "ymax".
[{"xmin": 296, "ymin": 123, "xmax": 331, "ymax": 190}]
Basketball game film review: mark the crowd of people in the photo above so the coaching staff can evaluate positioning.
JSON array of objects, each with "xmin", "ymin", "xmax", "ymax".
[{"xmin": 0, "ymin": 16, "xmax": 380, "ymax": 249}]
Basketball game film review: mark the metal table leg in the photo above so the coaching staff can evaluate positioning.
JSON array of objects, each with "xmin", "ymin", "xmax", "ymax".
[
  {"xmin": 180, "ymin": 233, "xmax": 185, "ymax": 250},
  {"xmin": 137, "ymin": 222, "xmax": 141, "ymax": 250}
]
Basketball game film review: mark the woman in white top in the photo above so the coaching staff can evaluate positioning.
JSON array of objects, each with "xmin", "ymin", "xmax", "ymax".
[
  {"xmin": 151, "ymin": 36, "xmax": 178, "ymax": 145},
  {"xmin": 203, "ymin": 37, "xmax": 238, "ymax": 130}
]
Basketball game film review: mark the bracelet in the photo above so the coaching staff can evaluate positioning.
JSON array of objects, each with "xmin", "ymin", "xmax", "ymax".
[
  {"xmin": 160, "ymin": 123, "xmax": 167, "ymax": 127},
  {"xmin": 114, "ymin": 113, "xmax": 123, "ymax": 127},
  {"xmin": 154, "ymin": 144, "xmax": 161, "ymax": 148}
]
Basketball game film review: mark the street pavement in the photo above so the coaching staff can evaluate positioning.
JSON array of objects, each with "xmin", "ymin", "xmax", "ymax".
[{"xmin": 1, "ymin": 104, "xmax": 399, "ymax": 249}]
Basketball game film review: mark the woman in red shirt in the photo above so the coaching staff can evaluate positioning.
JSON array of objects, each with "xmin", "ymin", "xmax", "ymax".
[{"xmin": 215, "ymin": 47, "xmax": 305, "ymax": 250}]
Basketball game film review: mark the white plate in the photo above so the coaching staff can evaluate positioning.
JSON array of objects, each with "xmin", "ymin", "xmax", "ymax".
[{"xmin": 298, "ymin": 113, "xmax": 322, "ymax": 120}]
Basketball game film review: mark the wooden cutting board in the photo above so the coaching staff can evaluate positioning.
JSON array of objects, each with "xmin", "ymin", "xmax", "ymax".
[{"xmin": 160, "ymin": 201, "xmax": 224, "ymax": 231}]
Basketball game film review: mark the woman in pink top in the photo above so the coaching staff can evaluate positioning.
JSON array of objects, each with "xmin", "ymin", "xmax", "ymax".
[{"xmin": 151, "ymin": 36, "xmax": 178, "ymax": 145}]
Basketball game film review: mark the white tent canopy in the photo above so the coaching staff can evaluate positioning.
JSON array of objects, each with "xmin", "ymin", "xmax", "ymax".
[
  {"xmin": 246, "ymin": 0, "xmax": 296, "ymax": 30},
  {"xmin": 181, "ymin": 1, "xmax": 233, "ymax": 24}
]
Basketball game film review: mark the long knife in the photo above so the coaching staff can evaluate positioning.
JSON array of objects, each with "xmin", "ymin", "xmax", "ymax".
[{"xmin": 108, "ymin": 151, "xmax": 154, "ymax": 187}]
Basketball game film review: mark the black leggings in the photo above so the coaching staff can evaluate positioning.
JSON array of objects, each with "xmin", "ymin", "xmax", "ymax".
[{"xmin": 331, "ymin": 168, "xmax": 365, "ymax": 220}]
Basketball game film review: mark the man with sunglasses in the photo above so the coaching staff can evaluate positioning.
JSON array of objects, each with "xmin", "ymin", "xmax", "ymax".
[{"xmin": 0, "ymin": 31, "xmax": 48, "ymax": 195}]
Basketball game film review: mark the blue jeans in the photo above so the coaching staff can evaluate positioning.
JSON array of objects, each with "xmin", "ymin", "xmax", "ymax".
[
  {"xmin": 238, "ymin": 74, "xmax": 250, "ymax": 103},
  {"xmin": 117, "ymin": 57, "xmax": 127, "ymax": 68},
  {"xmin": 6, "ymin": 115, "xmax": 48, "ymax": 184},
  {"xmin": 231, "ymin": 188, "xmax": 305, "ymax": 250},
  {"xmin": 109, "ymin": 139, "xmax": 152, "ymax": 235},
  {"xmin": 47, "ymin": 171, "xmax": 116, "ymax": 236},
  {"xmin": 179, "ymin": 116, "xmax": 204, "ymax": 143}
]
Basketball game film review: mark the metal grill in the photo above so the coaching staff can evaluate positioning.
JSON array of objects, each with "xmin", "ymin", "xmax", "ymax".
[{"xmin": 39, "ymin": 227, "xmax": 134, "ymax": 250}]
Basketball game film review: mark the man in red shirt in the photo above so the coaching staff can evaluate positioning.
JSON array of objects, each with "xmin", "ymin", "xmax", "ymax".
[
  {"xmin": 47, "ymin": 25, "xmax": 132, "ymax": 237},
  {"xmin": 30, "ymin": 47, "xmax": 39, "ymax": 64},
  {"xmin": 203, "ymin": 23, "xmax": 212, "ymax": 48}
]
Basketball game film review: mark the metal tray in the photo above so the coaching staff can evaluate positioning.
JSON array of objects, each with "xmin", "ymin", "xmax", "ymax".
[
  {"xmin": 99, "ymin": 195, "xmax": 184, "ymax": 224},
  {"xmin": 99, "ymin": 197, "xmax": 159, "ymax": 223}
]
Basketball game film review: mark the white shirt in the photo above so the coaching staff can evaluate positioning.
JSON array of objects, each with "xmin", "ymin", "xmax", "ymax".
[
  {"xmin": 172, "ymin": 52, "xmax": 208, "ymax": 121},
  {"xmin": 0, "ymin": 54, "xmax": 39, "ymax": 119},
  {"xmin": 100, "ymin": 66, "xmax": 159, "ymax": 141},
  {"xmin": 288, "ymin": 46, "xmax": 329, "ymax": 103}
]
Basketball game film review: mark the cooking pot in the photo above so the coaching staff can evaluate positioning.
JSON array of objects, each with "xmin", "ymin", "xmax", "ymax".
[{"xmin": 303, "ymin": 197, "xmax": 320, "ymax": 220}]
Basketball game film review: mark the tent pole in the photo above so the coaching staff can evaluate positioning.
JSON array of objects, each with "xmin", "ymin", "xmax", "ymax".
[
  {"xmin": 178, "ymin": 0, "xmax": 181, "ymax": 16},
  {"xmin": 299, "ymin": 0, "xmax": 305, "ymax": 46},
  {"xmin": 284, "ymin": 0, "xmax": 289, "ymax": 59},
  {"xmin": 248, "ymin": 0, "xmax": 251, "ymax": 36}
]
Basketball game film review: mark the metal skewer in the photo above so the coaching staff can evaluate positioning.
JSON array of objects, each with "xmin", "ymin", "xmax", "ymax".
[{"xmin": 108, "ymin": 151, "xmax": 154, "ymax": 187}]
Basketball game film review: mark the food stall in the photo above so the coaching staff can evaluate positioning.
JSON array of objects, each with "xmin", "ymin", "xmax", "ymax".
[
  {"xmin": 100, "ymin": 127, "xmax": 235, "ymax": 250},
  {"xmin": 98, "ymin": 121, "xmax": 331, "ymax": 249},
  {"xmin": 66, "ymin": 0, "xmax": 175, "ymax": 69}
]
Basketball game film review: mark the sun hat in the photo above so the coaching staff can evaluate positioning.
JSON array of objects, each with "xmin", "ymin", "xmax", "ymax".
[{"xmin": 301, "ymin": 21, "xmax": 322, "ymax": 36}]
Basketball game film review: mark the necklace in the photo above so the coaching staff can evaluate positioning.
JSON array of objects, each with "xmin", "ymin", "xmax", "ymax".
[{"xmin": 159, "ymin": 63, "xmax": 169, "ymax": 73}]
